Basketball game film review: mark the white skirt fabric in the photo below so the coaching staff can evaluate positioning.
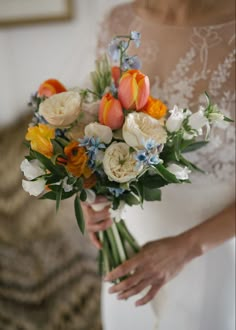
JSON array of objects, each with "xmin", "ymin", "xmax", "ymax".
[{"xmin": 102, "ymin": 176, "xmax": 235, "ymax": 330}]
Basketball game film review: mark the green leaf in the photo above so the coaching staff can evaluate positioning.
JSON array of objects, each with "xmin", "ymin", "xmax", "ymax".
[
  {"xmin": 52, "ymin": 140, "xmax": 64, "ymax": 154},
  {"xmin": 80, "ymin": 189, "xmax": 87, "ymax": 202},
  {"xmin": 154, "ymin": 163, "xmax": 180, "ymax": 183},
  {"xmin": 45, "ymin": 174, "xmax": 61, "ymax": 185},
  {"xmin": 74, "ymin": 195, "xmax": 85, "ymax": 234},
  {"xmin": 223, "ymin": 116, "xmax": 234, "ymax": 123},
  {"xmin": 123, "ymin": 192, "xmax": 140, "ymax": 206},
  {"xmin": 182, "ymin": 141, "xmax": 209, "ymax": 153},
  {"xmin": 141, "ymin": 174, "xmax": 168, "ymax": 189},
  {"xmin": 179, "ymin": 155, "xmax": 205, "ymax": 173},
  {"xmin": 143, "ymin": 187, "xmax": 162, "ymax": 201},
  {"xmin": 40, "ymin": 191, "xmax": 57, "ymax": 200},
  {"xmin": 174, "ymin": 132, "xmax": 182, "ymax": 161},
  {"xmin": 32, "ymin": 150, "xmax": 66, "ymax": 177},
  {"xmin": 56, "ymin": 184, "xmax": 63, "ymax": 212}
]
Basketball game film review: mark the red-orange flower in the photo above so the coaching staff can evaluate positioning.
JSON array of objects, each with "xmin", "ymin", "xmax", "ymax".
[
  {"xmin": 83, "ymin": 173, "xmax": 97, "ymax": 189},
  {"xmin": 38, "ymin": 79, "xmax": 67, "ymax": 98},
  {"xmin": 118, "ymin": 69, "xmax": 150, "ymax": 110},
  {"xmin": 64, "ymin": 141, "xmax": 89, "ymax": 177},
  {"xmin": 141, "ymin": 96, "xmax": 167, "ymax": 120},
  {"xmin": 99, "ymin": 93, "xmax": 124, "ymax": 130},
  {"xmin": 111, "ymin": 66, "xmax": 120, "ymax": 87},
  {"xmin": 25, "ymin": 124, "xmax": 55, "ymax": 158}
]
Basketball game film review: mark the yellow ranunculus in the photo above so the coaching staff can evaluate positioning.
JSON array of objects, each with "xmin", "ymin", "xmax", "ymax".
[{"xmin": 26, "ymin": 124, "xmax": 55, "ymax": 158}]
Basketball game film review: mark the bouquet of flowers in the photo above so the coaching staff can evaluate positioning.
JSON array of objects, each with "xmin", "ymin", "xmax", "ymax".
[{"xmin": 21, "ymin": 32, "xmax": 232, "ymax": 281}]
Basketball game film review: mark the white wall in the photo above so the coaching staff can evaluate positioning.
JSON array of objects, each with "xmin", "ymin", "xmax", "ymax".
[{"xmin": 0, "ymin": 0, "xmax": 128, "ymax": 127}]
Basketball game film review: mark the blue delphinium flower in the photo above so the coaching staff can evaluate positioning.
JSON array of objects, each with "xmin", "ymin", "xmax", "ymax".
[
  {"xmin": 108, "ymin": 187, "xmax": 125, "ymax": 198},
  {"xmin": 130, "ymin": 31, "xmax": 141, "ymax": 47},
  {"xmin": 121, "ymin": 55, "xmax": 141, "ymax": 71},
  {"xmin": 79, "ymin": 136, "xmax": 106, "ymax": 169},
  {"xmin": 108, "ymin": 39, "xmax": 121, "ymax": 62},
  {"xmin": 78, "ymin": 136, "xmax": 90, "ymax": 147},
  {"xmin": 135, "ymin": 138, "xmax": 162, "ymax": 167}
]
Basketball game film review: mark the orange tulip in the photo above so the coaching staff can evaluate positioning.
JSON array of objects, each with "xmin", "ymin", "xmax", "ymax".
[
  {"xmin": 99, "ymin": 93, "xmax": 124, "ymax": 130},
  {"xmin": 118, "ymin": 69, "xmax": 150, "ymax": 110},
  {"xmin": 141, "ymin": 96, "xmax": 167, "ymax": 120},
  {"xmin": 38, "ymin": 79, "xmax": 67, "ymax": 98},
  {"xmin": 111, "ymin": 66, "xmax": 121, "ymax": 87},
  {"xmin": 25, "ymin": 124, "xmax": 55, "ymax": 158},
  {"xmin": 64, "ymin": 141, "xmax": 89, "ymax": 177}
]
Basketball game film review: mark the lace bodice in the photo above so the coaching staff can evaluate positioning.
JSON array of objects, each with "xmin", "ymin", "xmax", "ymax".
[{"xmin": 97, "ymin": 3, "xmax": 235, "ymax": 181}]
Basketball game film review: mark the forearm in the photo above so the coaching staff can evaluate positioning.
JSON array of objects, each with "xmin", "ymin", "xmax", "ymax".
[{"xmin": 181, "ymin": 202, "xmax": 235, "ymax": 260}]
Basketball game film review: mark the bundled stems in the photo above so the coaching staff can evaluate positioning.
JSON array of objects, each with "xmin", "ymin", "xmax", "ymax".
[{"xmin": 98, "ymin": 219, "xmax": 140, "ymax": 282}]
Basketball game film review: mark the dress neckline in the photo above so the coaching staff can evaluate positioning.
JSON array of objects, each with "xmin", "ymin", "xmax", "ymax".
[{"xmin": 131, "ymin": 2, "xmax": 236, "ymax": 30}]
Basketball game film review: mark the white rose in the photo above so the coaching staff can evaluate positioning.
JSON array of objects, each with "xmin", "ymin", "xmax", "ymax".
[
  {"xmin": 22, "ymin": 178, "xmax": 46, "ymax": 196},
  {"xmin": 85, "ymin": 122, "xmax": 112, "ymax": 144},
  {"xmin": 123, "ymin": 112, "xmax": 167, "ymax": 149},
  {"xmin": 20, "ymin": 159, "xmax": 45, "ymax": 180},
  {"xmin": 103, "ymin": 142, "xmax": 142, "ymax": 183},
  {"xmin": 39, "ymin": 91, "xmax": 81, "ymax": 127},
  {"xmin": 167, "ymin": 163, "xmax": 191, "ymax": 180},
  {"xmin": 188, "ymin": 107, "xmax": 208, "ymax": 130},
  {"xmin": 166, "ymin": 105, "xmax": 186, "ymax": 133}
]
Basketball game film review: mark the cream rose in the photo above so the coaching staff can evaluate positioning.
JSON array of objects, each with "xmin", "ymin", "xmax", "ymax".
[
  {"xmin": 84, "ymin": 122, "xmax": 112, "ymax": 144},
  {"xmin": 39, "ymin": 91, "xmax": 81, "ymax": 127},
  {"xmin": 103, "ymin": 142, "xmax": 142, "ymax": 183},
  {"xmin": 67, "ymin": 100, "xmax": 100, "ymax": 140},
  {"xmin": 123, "ymin": 112, "xmax": 167, "ymax": 149}
]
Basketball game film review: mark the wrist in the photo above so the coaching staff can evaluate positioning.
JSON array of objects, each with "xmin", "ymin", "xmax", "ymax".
[{"xmin": 178, "ymin": 229, "xmax": 205, "ymax": 262}]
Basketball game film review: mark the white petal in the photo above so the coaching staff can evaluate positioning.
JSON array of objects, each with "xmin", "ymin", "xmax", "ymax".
[
  {"xmin": 20, "ymin": 159, "xmax": 45, "ymax": 180},
  {"xmin": 22, "ymin": 178, "xmax": 46, "ymax": 196}
]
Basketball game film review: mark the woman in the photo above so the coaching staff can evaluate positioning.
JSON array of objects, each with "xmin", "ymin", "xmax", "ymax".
[{"xmin": 83, "ymin": 0, "xmax": 235, "ymax": 329}]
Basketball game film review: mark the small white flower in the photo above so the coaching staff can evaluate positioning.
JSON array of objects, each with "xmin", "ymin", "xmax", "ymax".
[
  {"xmin": 166, "ymin": 105, "xmax": 186, "ymax": 133},
  {"xmin": 188, "ymin": 107, "xmax": 208, "ymax": 130},
  {"xmin": 167, "ymin": 163, "xmax": 191, "ymax": 180},
  {"xmin": 103, "ymin": 142, "xmax": 142, "ymax": 183},
  {"xmin": 84, "ymin": 122, "xmax": 112, "ymax": 144},
  {"xmin": 123, "ymin": 112, "xmax": 167, "ymax": 149},
  {"xmin": 208, "ymin": 112, "xmax": 224, "ymax": 123},
  {"xmin": 20, "ymin": 159, "xmax": 45, "ymax": 180},
  {"xmin": 95, "ymin": 150, "xmax": 105, "ymax": 164},
  {"xmin": 39, "ymin": 91, "xmax": 81, "ymax": 127},
  {"xmin": 109, "ymin": 201, "xmax": 126, "ymax": 222},
  {"xmin": 85, "ymin": 189, "xmax": 96, "ymax": 204},
  {"xmin": 62, "ymin": 177, "xmax": 73, "ymax": 192},
  {"xmin": 22, "ymin": 178, "xmax": 46, "ymax": 196}
]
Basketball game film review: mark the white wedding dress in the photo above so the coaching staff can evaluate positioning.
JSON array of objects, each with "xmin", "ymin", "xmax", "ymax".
[{"xmin": 98, "ymin": 3, "xmax": 235, "ymax": 330}]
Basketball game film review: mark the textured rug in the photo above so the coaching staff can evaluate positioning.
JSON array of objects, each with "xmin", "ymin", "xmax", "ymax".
[{"xmin": 0, "ymin": 114, "xmax": 102, "ymax": 330}]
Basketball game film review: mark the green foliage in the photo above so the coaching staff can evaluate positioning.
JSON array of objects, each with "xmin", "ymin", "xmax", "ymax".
[
  {"xmin": 74, "ymin": 195, "xmax": 85, "ymax": 234},
  {"xmin": 90, "ymin": 56, "xmax": 112, "ymax": 99}
]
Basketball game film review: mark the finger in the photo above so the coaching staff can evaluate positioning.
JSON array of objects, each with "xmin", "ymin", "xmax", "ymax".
[
  {"xmin": 95, "ymin": 196, "xmax": 109, "ymax": 203},
  {"xmin": 108, "ymin": 271, "xmax": 145, "ymax": 294},
  {"xmin": 86, "ymin": 206, "xmax": 111, "ymax": 224},
  {"xmin": 86, "ymin": 218, "xmax": 113, "ymax": 232},
  {"xmin": 89, "ymin": 232, "xmax": 102, "ymax": 249},
  {"xmin": 104, "ymin": 257, "xmax": 140, "ymax": 282},
  {"xmin": 135, "ymin": 284, "xmax": 161, "ymax": 306},
  {"xmin": 118, "ymin": 279, "xmax": 151, "ymax": 300}
]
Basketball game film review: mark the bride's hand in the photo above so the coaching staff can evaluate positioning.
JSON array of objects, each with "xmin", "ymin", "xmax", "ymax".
[
  {"xmin": 105, "ymin": 234, "xmax": 197, "ymax": 306},
  {"xmin": 82, "ymin": 196, "xmax": 113, "ymax": 249}
]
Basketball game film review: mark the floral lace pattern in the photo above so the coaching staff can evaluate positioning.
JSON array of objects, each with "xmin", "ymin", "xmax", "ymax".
[{"xmin": 97, "ymin": 4, "xmax": 235, "ymax": 181}]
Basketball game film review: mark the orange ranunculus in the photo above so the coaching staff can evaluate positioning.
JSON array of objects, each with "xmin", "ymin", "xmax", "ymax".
[
  {"xmin": 25, "ymin": 124, "xmax": 55, "ymax": 158},
  {"xmin": 111, "ymin": 66, "xmax": 121, "ymax": 87},
  {"xmin": 38, "ymin": 79, "xmax": 67, "ymax": 98},
  {"xmin": 83, "ymin": 173, "xmax": 97, "ymax": 189},
  {"xmin": 118, "ymin": 69, "xmax": 150, "ymax": 111},
  {"xmin": 99, "ymin": 93, "xmax": 124, "ymax": 130},
  {"xmin": 64, "ymin": 141, "xmax": 89, "ymax": 177},
  {"xmin": 141, "ymin": 96, "xmax": 167, "ymax": 120}
]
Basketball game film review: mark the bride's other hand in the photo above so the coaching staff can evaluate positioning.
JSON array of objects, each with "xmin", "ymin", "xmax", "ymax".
[
  {"xmin": 82, "ymin": 196, "xmax": 113, "ymax": 249},
  {"xmin": 105, "ymin": 233, "xmax": 200, "ymax": 306}
]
